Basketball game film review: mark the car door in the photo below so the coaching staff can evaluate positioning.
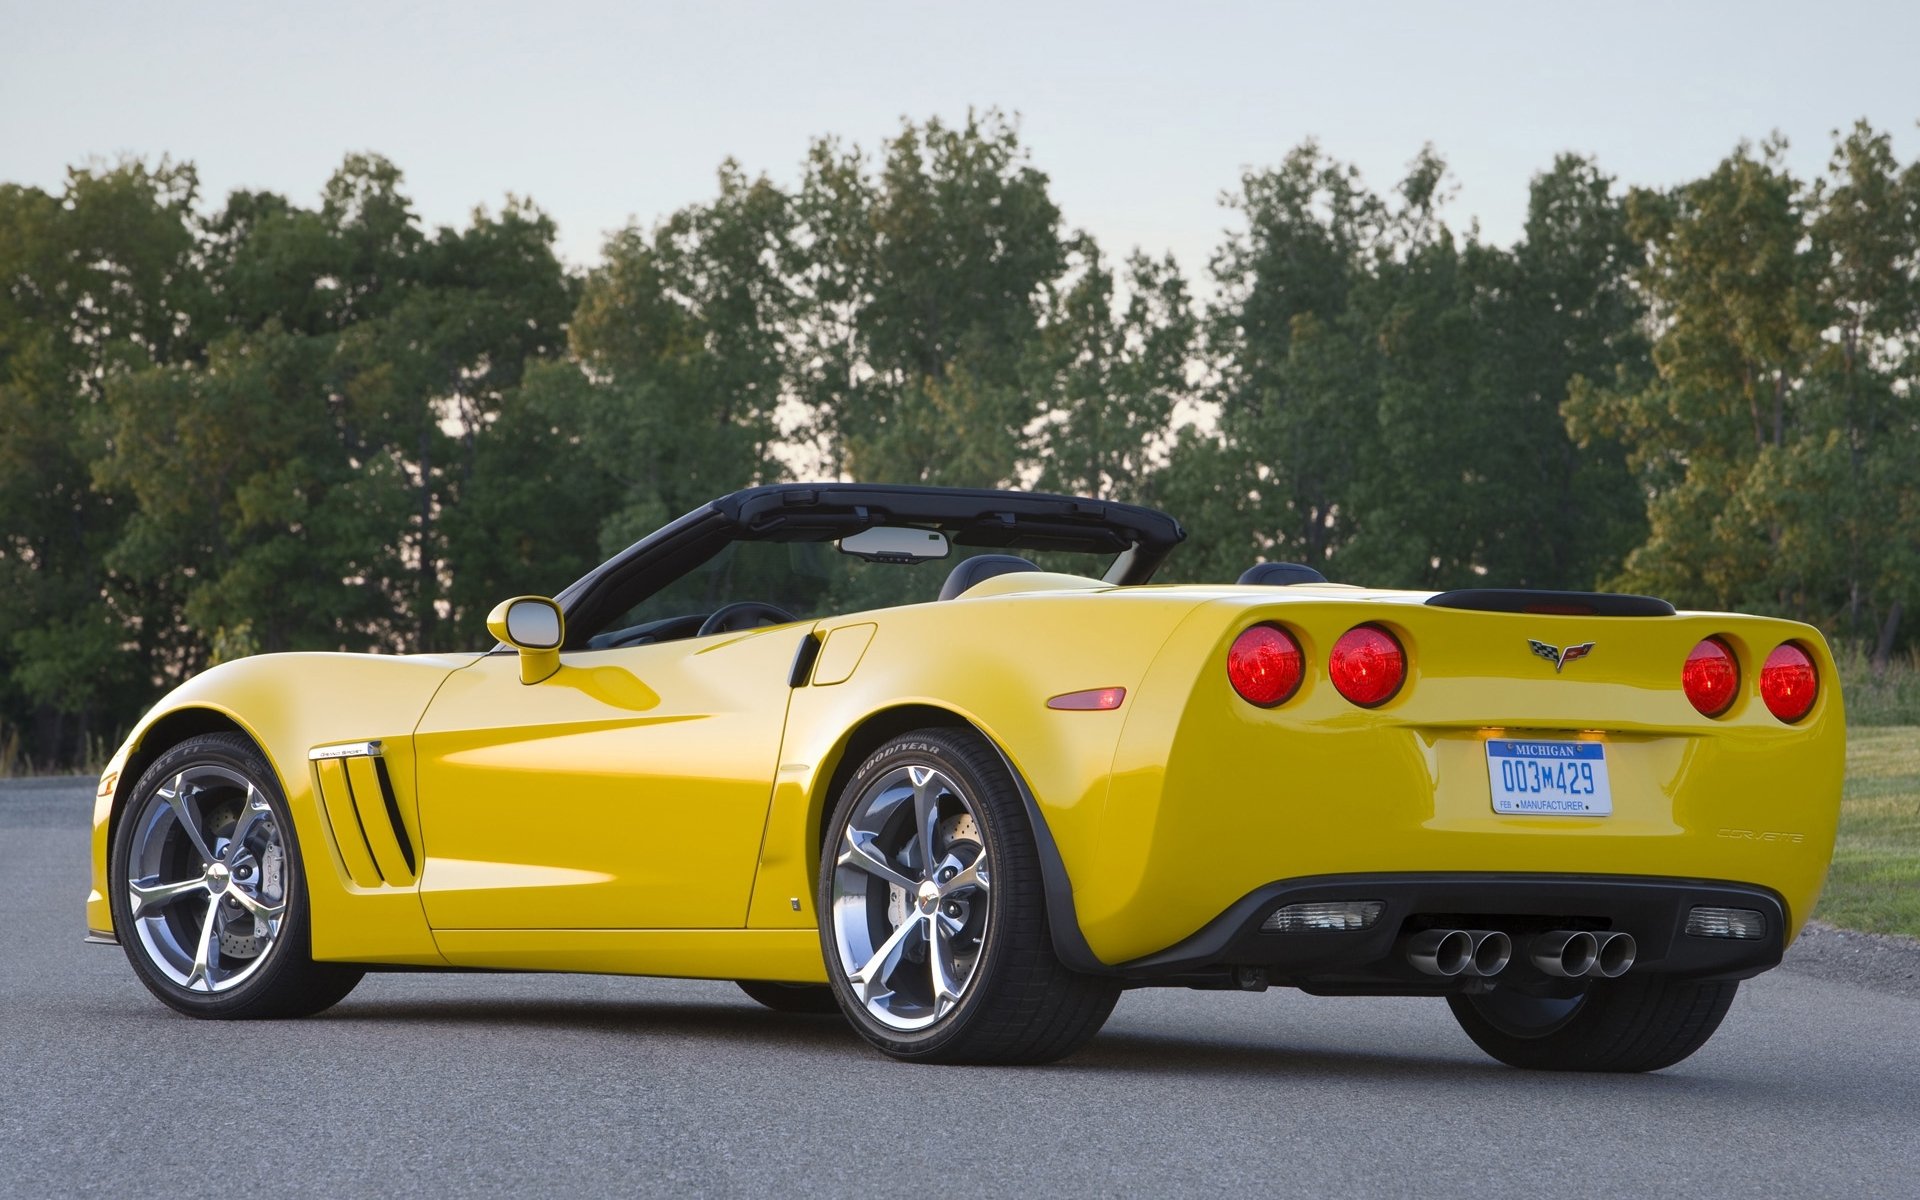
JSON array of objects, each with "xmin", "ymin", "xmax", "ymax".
[{"xmin": 411, "ymin": 622, "xmax": 813, "ymax": 930}]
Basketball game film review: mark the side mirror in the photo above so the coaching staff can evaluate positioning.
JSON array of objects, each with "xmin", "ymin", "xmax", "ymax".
[{"xmin": 486, "ymin": 596, "xmax": 565, "ymax": 685}]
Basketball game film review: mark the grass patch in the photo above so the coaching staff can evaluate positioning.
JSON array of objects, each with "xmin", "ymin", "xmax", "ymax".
[
  {"xmin": 1835, "ymin": 646, "xmax": 1920, "ymax": 726},
  {"xmin": 1815, "ymin": 726, "xmax": 1920, "ymax": 937}
]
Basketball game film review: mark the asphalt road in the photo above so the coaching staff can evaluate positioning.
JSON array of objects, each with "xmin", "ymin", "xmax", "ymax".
[{"xmin": 4, "ymin": 779, "xmax": 1917, "ymax": 1198}]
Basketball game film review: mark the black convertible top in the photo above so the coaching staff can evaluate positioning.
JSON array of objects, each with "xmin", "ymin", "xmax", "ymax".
[
  {"xmin": 553, "ymin": 483, "xmax": 1186, "ymax": 647},
  {"xmin": 716, "ymin": 483, "xmax": 1184, "ymax": 559}
]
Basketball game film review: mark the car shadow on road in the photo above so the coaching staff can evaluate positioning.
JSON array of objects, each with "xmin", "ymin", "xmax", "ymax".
[
  {"xmin": 1066, "ymin": 1029, "xmax": 1497, "ymax": 1082},
  {"xmin": 191, "ymin": 991, "xmax": 1856, "ymax": 1101},
  {"xmin": 310, "ymin": 994, "xmax": 1506, "ymax": 1082},
  {"xmin": 315, "ymin": 995, "xmax": 864, "ymax": 1050}
]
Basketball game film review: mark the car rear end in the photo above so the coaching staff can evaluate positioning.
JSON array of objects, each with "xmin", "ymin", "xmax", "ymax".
[{"xmin": 1084, "ymin": 587, "xmax": 1844, "ymax": 996}]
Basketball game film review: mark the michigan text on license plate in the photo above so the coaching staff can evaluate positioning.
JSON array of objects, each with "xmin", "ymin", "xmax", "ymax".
[{"xmin": 1485, "ymin": 739, "xmax": 1612, "ymax": 815}]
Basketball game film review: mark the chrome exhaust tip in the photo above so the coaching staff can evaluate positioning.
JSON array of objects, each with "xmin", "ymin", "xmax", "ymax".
[
  {"xmin": 1407, "ymin": 928, "xmax": 1474, "ymax": 977},
  {"xmin": 1530, "ymin": 930, "xmax": 1599, "ymax": 978},
  {"xmin": 1594, "ymin": 932, "xmax": 1636, "ymax": 978},
  {"xmin": 1464, "ymin": 930, "xmax": 1512, "ymax": 977}
]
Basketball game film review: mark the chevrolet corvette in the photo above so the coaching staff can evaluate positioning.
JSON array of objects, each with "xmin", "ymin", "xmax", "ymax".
[{"xmin": 88, "ymin": 483, "xmax": 1844, "ymax": 1068}]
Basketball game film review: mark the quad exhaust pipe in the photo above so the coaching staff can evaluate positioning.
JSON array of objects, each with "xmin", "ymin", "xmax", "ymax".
[
  {"xmin": 1407, "ymin": 929, "xmax": 1512, "ymax": 977},
  {"xmin": 1529, "ymin": 930, "xmax": 1636, "ymax": 978},
  {"xmin": 1405, "ymin": 928, "xmax": 1635, "ymax": 979}
]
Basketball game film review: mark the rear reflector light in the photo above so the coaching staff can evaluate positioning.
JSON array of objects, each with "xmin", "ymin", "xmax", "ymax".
[
  {"xmin": 1227, "ymin": 624, "xmax": 1304, "ymax": 707},
  {"xmin": 1759, "ymin": 642, "xmax": 1818, "ymax": 723},
  {"xmin": 1329, "ymin": 624, "xmax": 1406, "ymax": 707},
  {"xmin": 1681, "ymin": 637, "xmax": 1739, "ymax": 717},
  {"xmin": 1047, "ymin": 687, "xmax": 1126, "ymax": 711},
  {"xmin": 1262, "ymin": 900, "xmax": 1385, "ymax": 933},
  {"xmin": 1685, "ymin": 907, "xmax": 1766, "ymax": 940}
]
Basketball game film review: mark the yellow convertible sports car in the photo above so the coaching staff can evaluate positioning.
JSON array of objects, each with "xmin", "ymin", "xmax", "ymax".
[{"xmin": 88, "ymin": 484, "xmax": 1844, "ymax": 1069}]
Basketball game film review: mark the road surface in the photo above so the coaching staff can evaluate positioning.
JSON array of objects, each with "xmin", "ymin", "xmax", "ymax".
[{"xmin": 4, "ymin": 778, "xmax": 1915, "ymax": 1197}]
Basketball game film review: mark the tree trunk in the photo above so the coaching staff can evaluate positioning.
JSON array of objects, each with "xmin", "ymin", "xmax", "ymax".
[{"xmin": 1872, "ymin": 600, "xmax": 1903, "ymax": 669}]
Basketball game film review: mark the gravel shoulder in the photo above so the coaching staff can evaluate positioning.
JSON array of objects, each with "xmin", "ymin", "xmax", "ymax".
[{"xmin": 1781, "ymin": 919, "xmax": 1920, "ymax": 999}]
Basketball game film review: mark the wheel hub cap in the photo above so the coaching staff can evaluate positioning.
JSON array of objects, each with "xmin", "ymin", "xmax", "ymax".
[
  {"xmin": 829, "ymin": 763, "xmax": 992, "ymax": 1032},
  {"xmin": 124, "ymin": 765, "xmax": 289, "ymax": 994}
]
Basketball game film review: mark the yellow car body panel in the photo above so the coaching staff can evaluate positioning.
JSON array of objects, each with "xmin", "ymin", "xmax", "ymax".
[
  {"xmin": 411, "ymin": 627, "xmax": 810, "ymax": 936},
  {"xmin": 89, "ymin": 653, "xmax": 471, "ymax": 966},
  {"xmin": 1088, "ymin": 588, "xmax": 1843, "ymax": 963},
  {"xmin": 90, "ymin": 578, "xmax": 1844, "ymax": 981}
]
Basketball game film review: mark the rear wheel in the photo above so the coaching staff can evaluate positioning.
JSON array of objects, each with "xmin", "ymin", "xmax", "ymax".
[
  {"xmin": 109, "ymin": 733, "xmax": 363, "ymax": 1019},
  {"xmin": 735, "ymin": 980, "xmax": 842, "ymax": 1014},
  {"xmin": 819, "ymin": 727, "xmax": 1119, "ymax": 1064},
  {"xmin": 1447, "ymin": 975, "xmax": 1739, "ymax": 1072}
]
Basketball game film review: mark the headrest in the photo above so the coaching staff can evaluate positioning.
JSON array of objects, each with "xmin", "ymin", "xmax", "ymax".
[
  {"xmin": 938, "ymin": 554, "xmax": 1042, "ymax": 601},
  {"xmin": 1237, "ymin": 562, "xmax": 1329, "ymax": 586}
]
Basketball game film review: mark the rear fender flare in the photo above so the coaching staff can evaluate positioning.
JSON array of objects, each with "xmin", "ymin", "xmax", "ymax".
[{"xmin": 809, "ymin": 703, "xmax": 1111, "ymax": 975}]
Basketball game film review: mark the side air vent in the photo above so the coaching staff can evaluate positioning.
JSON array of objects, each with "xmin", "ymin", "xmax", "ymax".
[
  {"xmin": 309, "ymin": 741, "xmax": 417, "ymax": 887},
  {"xmin": 1425, "ymin": 589, "xmax": 1675, "ymax": 617}
]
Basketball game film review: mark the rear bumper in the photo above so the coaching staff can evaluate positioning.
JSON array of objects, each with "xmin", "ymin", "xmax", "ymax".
[{"xmin": 1116, "ymin": 873, "xmax": 1785, "ymax": 991}]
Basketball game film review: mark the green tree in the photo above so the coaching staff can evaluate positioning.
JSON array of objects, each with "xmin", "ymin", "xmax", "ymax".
[
  {"xmin": 0, "ymin": 161, "xmax": 209, "ymax": 762},
  {"xmin": 790, "ymin": 111, "xmax": 1069, "ymax": 486},
  {"xmin": 1032, "ymin": 241, "xmax": 1196, "ymax": 503},
  {"xmin": 1190, "ymin": 144, "xmax": 1397, "ymax": 581},
  {"xmin": 542, "ymin": 160, "xmax": 795, "ymax": 555}
]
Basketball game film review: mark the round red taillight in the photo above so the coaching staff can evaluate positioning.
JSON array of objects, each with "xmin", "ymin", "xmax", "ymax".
[
  {"xmin": 1329, "ymin": 624, "xmax": 1406, "ymax": 707},
  {"xmin": 1682, "ymin": 637, "xmax": 1740, "ymax": 717},
  {"xmin": 1759, "ymin": 642, "xmax": 1818, "ymax": 723},
  {"xmin": 1227, "ymin": 624, "xmax": 1305, "ymax": 707}
]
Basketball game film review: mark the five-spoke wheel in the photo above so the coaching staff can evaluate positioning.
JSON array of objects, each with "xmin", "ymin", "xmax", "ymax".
[
  {"xmin": 110, "ymin": 733, "xmax": 362, "ymax": 1019},
  {"xmin": 818, "ymin": 727, "xmax": 1119, "ymax": 1063},
  {"xmin": 830, "ymin": 762, "xmax": 992, "ymax": 1031},
  {"xmin": 123, "ymin": 762, "xmax": 289, "ymax": 994}
]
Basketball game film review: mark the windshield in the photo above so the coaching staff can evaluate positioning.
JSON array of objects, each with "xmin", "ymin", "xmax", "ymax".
[{"xmin": 584, "ymin": 536, "xmax": 1115, "ymax": 649}]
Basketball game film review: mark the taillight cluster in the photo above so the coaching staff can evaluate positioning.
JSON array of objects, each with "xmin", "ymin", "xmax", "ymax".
[
  {"xmin": 1681, "ymin": 637, "xmax": 1818, "ymax": 723},
  {"xmin": 1228, "ymin": 623, "xmax": 1406, "ymax": 709}
]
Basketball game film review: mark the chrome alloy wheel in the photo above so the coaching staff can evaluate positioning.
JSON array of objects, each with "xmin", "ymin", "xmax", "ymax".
[
  {"xmin": 830, "ymin": 764, "xmax": 992, "ymax": 1031},
  {"xmin": 124, "ymin": 764, "xmax": 289, "ymax": 994}
]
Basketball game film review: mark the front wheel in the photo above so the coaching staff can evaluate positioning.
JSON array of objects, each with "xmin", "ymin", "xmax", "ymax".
[
  {"xmin": 108, "ymin": 733, "xmax": 363, "ymax": 1019},
  {"xmin": 1447, "ymin": 974, "xmax": 1740, "ymax": 1072},
  {"xmin": 819, "ymin": 727, "xmax": 1119, "ymax": 1064}
]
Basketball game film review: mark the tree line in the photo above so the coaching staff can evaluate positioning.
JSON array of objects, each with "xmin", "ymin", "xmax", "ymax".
[{"xmin": 3, "ymin": 112, "xmax": 1917, "ymax": 766}]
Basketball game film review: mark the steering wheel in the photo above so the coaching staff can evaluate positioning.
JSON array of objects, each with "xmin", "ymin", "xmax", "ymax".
[{"xmin": 696, "ymin": 601, "xmax": 799, "ymax": 638}]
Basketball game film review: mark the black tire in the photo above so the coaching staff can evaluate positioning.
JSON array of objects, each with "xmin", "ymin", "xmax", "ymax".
[
  {"xmin": 818, "ymin": 727, "xmax": 1120, "ymax": 1064},
  {"xmin": 109, "ymin": 732, "xmax": 364, "ymax": 1019},
  {"xmin": 735, "ymin": 980, "xmax": 844, "ymax": 1015},
  {"xmin": 1447, "ymin": 975, "xmax": 1740, "ymax": 1072}
]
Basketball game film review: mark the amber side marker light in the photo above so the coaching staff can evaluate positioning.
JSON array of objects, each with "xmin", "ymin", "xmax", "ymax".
[
  {"xmin": 1681, "ymin": 637, "xmax": 1740, "ymax": 717},
  {"xmin": 1048, "ymin": 687, "xmax": 1126, "ymax": 711},
  {"xmin": 1227, "ymin": 624, "xmax": 1305, "ymax": 707},
  {"xmin": 1759, "ymin": 642, "xmax": 1818, "ymax": 723}
]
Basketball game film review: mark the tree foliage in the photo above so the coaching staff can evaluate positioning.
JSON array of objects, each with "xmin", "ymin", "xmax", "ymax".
[{"xmin": 3, "ymin": 114, "xmax": 1918, "ymax": 766}]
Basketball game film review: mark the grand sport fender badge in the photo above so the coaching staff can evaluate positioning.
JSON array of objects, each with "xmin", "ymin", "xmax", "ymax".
[{"xmin": 1529, "ymin": 639, "xmax": 1595, "ymax": 673}]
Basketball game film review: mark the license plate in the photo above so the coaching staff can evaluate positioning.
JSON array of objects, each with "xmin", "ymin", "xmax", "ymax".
[{"xmin": 1486, "ymin": 739, "xmax": 1611, "ymax": 815}]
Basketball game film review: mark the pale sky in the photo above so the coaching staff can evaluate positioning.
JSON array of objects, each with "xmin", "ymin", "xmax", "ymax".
[{"xmin": 4, "ymin": 0, "xmax": 1917, "ymax": 282}]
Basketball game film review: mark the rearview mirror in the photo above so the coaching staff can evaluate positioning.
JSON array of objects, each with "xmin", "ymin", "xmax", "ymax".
[
  {"xmin": 486, "ymin": 596, "xmax": 564, "ymax": 684},
  {"xmin": 837, "ymin": 526, "xmax": 950, "ymax": 563}
]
